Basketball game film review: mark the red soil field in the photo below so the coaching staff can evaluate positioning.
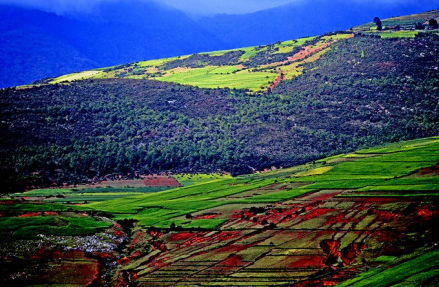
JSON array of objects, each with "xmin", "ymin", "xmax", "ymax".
[
  {"xmin": 0, "ymin": 200, "xmax": 17, "ymax": 205},
  {"xmin": 270, "ymin": 75, "xmax": 283, "ymax": 91},
  {"xmin": 125, "ymin": 189, "xmax": 439, "ymax": 286},
  {"xmin": 287, "ymin": 42, "xmax": 332, "ymax": 62},
  {"xmin": 303, "ymin": 191, "xmax": 343, "ymax": 202},
  {"xmin": 23, "ymin": 249, "xmax": 102, "ymax": 286},
  {"xmin": 415, "ymin": 164, "xmax": 439, "ymax": 176},
  {"xmin": 169, "ymin": 232, "xmax": 197, "ymax": 241},
  {"xmin": 18, "ymin": 211, "xmax": 59, "ymax": 217},
  {"xmin": 221, "ymin": 254, "xmax": 243, "ymax": 269},
  {"xmin": 302, "ymin": 208, "xmax": 337, "ymax": 221},
  {"xmin": 194, "ymin": 213, "xmax": 220, "ymax": 220},
  {"xmin": 143, "ymin": 176, "xmax": 182, "ymax": 187},
  {"xmin": 289, "ymin": 255, "xmax": 326, "ymax": 268}
]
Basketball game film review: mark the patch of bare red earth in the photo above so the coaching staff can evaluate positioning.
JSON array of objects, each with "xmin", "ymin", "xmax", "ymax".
[
  {"xmin": 288, "ymin": 43, "xmax": 330, "ymax": 62},
  {"xmin": 270, "ymin": 75, "xmax": 283, "ymax": 92},
  {"xmin": 412, "ymin": 164, "xmax": 439, "ymax": 176},
  {"xmin": 193, "ymin": 213, "xmax": 221, "ymax": 220},
  {"xmin": 3, "ymin": 249, "xmax": 102, "ymax": 286},
  {"xmin": 143, "ymin": 175, "xmax": 182, "ymax": 187},
  {"xmin": 17, "ymin": 211, "xmax": 59, "ymax": 217},
  {"xmin": 116, "ymin": 190, "xmax": 438, "ymax": 286},
  {"xmin": 0, "ymin": 200, "xmax": 17, "ymax": 205}
]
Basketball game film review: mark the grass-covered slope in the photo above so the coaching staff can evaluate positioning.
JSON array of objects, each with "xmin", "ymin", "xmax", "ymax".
[
  {"xmin": 78, "ymin": 136, "xmax": 439, "ymax": 228},
  {"xmin": 354, "ymin": 9, "xmax": 439, "ymax": 32},
  {"xmin": 43, "ymin": 34, "xmax": 351, "ymax": 92},
  {"xmin": 91, "ymin": 136, "xmax": 439, "ymax": 286},
  {"xmin": 1, "ymin": 136, "xmax": 438, "ymax": 286}
]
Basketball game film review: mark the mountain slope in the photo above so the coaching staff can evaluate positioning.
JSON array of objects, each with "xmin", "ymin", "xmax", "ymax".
[
  {"xmin": 1, "ymin": 9, "xmax": 439, "ymax": 189},
  {"xmin": 0, "ymin": 7, "xmax": 100, "ymax": 87}
]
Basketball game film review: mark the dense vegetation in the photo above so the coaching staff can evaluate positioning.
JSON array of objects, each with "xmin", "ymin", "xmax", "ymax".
[
  {"xmin": 273, "ymin": 33, "xmax": 439, "ymax": 141},
  {"xmin": 1, "ymin": 31, "xmax": 439, "ymax": 190}
]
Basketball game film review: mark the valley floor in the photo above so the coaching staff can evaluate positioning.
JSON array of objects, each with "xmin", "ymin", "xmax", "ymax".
[{"xmin": 1, "ymin": 137, "xmax": 439, "ymax": 286}]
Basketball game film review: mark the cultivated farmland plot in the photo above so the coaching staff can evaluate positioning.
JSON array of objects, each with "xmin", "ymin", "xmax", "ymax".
[
  {"xmin": 43, "ymin": 22, "xmax": 438, "ymax": 94},
  {"xmin": 1, "ymin": 136, "xmax": 438, "ymax": 286}
]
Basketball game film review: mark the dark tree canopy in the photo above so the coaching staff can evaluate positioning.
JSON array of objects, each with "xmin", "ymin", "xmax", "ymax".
[
  {"xmin": 373, "ymin": 17, "xmax": 382, "ymax": 31},
  {"xmin": 429, "ymin": 19, "xmax": 439, "ymax": 29},
  {"xmin": 415, "ymin": 22, "xmax": 425, "ymax": 30}
]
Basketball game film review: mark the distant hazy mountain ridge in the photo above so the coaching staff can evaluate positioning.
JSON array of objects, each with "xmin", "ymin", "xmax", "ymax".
[{"xmin": 0, "ymin": 1, "xmax": 226, "ymax": 88}]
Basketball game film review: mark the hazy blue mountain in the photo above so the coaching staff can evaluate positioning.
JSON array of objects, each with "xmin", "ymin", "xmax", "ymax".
[
  {"xmin": 0, "ymin": 1, "xmax": 227, "ymax": 88},
  {"xmin": 0, "ymin": 6, "xmax": 97, "ymax": 88}
]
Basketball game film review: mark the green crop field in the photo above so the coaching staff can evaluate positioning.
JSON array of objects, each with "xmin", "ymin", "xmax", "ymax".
[
  {"xmin": 173, "ymin": 173, "xmax": 230, "ymax": 186},
  {"xmin": 137, "ymin": 56, "xmax": 183, "ymax": 67},
  {"xmin": 157, "ymin": 66, "xmax": 277, "ymax": 91},
  {"xmin": 1, "ymin": 216, "xmax": 111, "ymax": 238},
  {"xmin": 10, "ymin": 186, "xmax": 172, "ymax": 203},
  {"xmin": 0, "ymin": 200, "xmax": 111, "ymax": 238},
  {"xmin": 337, "ymin": 248, "xmax": 439, "ymax": 287},
  {"xmin": 378, "ymin": 31, "xmax": 420, "ymax": 38},
  {"xmin": 273, "ymin": 36, "xmax": 316, "ymax": 54},
  {"xmin": 2, "ymin": 136, "xmax": 439, "ymax": 286},
  {"xmin": 41, "ymin": 32, "xmax": 357, "ymax": 92},
  {"xmin": 239, "ymin": 46, "xmax": 266, "ymax": 61},
  {"xmin": 49, "ymin": 70, "xmax": 105, "ymax": 84}
]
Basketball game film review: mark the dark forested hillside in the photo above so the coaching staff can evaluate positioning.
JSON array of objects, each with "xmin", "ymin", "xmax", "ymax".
[
  {"xmin": 273, "ymin": 34, "xmax": 439, "ymax": 142},
  {"xmin": 1, "ymin": 31, "xmax": 439, "ymax": 190}
]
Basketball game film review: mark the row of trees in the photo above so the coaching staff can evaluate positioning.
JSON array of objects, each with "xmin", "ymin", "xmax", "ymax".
[{"xmin": 374, "ymin": 16, "xmax": 439, "ymax": 30}]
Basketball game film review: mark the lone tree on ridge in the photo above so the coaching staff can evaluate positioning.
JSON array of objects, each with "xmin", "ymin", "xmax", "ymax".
[
  {"xmin": 373, "ymin": 17, "xmax": 382, "ymax": 31},
  {"xmin": 429, "ymin": 19, "xmax": 439, "ymax": 29}
]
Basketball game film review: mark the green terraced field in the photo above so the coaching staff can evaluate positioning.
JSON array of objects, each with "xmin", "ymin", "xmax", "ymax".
[
  {"xmin": 157, "ymin": 66, "xmax": 277, "ymax": 91},
  {"xmin": 10, "ymin": 186, "xmax": 172, "ymax": 203},
  {"xmin": 273, "ymin": 37, "xmax": 316, "ymax": 54},
  {"xmin": 1, "ymin": 136, "xmax": 439, "ymax": 286},
  {"xmin": 173, "ymin": 173, "xmax": 232, "ymax": 187},
  {"xmin": 337, "ymin": 248, "xmax": 439, "ymax": 287},
  {"xmin": 1, "ymin": 216, "xmax": 111, "ymax": 238},
  {"xmin": 43, "ymin": 32, "xmax": 354, "ymax": 92},
  {"xmin": 239, "ymin": 46, "xmax": 265, "ymax": 61},
  {"xmin": 44, "ymin": 24, "xmax": 438, "ymax": 95}
]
